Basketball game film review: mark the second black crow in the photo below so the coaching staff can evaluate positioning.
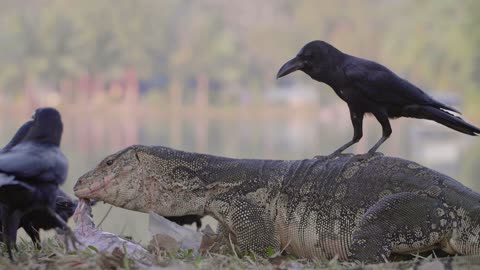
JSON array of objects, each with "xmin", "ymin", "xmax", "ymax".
[
  {"xmin": 19, "ymin": 189, "xmax": 77, "ymax": 246},
  {"xmin": 0, "ymin": 189, "xmax": 77, "ymax": 247}
]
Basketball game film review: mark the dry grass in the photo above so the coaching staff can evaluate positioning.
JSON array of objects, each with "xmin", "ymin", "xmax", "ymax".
[
  {"xmin": 0, "ymin": 238, "xmax": 353, "ymax": 270},
  {"xmin": 1, "ymin": 238, "xmax": 479, "ymax": 270}
]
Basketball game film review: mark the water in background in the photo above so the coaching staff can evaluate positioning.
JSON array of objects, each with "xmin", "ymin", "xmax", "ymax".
[{"xmin": 2, "ymin": 104, "xmax": 480, "ymax": 244}]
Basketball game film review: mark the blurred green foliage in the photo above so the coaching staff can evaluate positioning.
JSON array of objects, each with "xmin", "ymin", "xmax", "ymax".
[{"xmin": 0, "ymin": 0, "xmax": 478, "ymax": 111}]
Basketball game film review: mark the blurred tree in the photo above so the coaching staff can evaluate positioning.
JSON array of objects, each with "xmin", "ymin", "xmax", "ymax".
[{"xmin": 0, "ymin": 0, "xmax": 477, "ymax": 109}]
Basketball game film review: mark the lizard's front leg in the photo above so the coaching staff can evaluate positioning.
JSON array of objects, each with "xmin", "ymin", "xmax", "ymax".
[{"xmin": 207, "ymin": 195, "xmax": 280, "ymax": 257}]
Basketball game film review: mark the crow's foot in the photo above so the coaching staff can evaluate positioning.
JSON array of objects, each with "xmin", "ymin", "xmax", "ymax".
[
  {"xmin": 62, "ymin": 228, "xmax": 81, "ymax": 252},
  {"xmin": 350, "ymin": 152, "xmax": 384, "ymax": 163}
]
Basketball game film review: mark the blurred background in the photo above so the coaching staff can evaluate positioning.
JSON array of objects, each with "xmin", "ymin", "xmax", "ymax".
[{"xmin": 1, "ymin": 0, "xmax": 480, "ymax": 244}]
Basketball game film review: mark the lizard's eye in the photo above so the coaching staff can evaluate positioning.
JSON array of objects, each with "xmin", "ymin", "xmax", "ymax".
[{"xmin": 106, "ymin": 160, "xmax": 114, "ymax": 166}]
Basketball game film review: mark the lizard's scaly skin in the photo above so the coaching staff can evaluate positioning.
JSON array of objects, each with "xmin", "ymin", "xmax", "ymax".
[{"xmin": 74, "ymin": 146, "xmax": 480, "ymax": 263}]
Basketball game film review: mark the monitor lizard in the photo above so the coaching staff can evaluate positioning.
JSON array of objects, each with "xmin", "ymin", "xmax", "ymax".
[{"xmin": 73, "ymin": 145, "xmax": 480, "ymax": 263}]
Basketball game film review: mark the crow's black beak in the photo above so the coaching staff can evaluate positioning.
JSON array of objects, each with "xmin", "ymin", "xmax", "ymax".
[{"xmin": 276, "ymin": 57, "xmax": 304, "ymax": 79}]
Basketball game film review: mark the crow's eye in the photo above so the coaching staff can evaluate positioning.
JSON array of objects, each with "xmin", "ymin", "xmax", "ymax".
[{"xmin": 106, "ymin": 160, "xmax": 114, "ymax": 166}]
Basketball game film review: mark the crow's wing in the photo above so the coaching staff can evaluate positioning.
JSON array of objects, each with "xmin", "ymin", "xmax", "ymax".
[
  {"xmin": 342, "ymin": 57, "xmax": 459, "ymax": 112},
  {"xmin": 0, "ymin": 143, "xmax": 68, "ymax": 184},
  {"xmin": 0, "ymin": 173, "xmax": 35, "ymax": 206},
  {"xmin": 1, "ymin": 121, "xmax": 34, "ymax": 153}
]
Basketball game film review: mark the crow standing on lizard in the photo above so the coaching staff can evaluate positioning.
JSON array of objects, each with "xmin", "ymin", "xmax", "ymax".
[{"xmin": 277, "ymin": 40, "xmax": 480, "ymax": 157}]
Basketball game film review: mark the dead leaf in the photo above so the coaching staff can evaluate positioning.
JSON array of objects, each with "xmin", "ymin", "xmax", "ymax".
[
  {"xmin": 111, "ymin": 246, "xmax": 125, "ymax": 259},
  {"xmin": 96, "ymin": 253, "xmax": 122, "ymax": 270},
  {"xmin": 199, "ymin": 225, "xmax": 218, "ymax": 254},
  {"xmin": 148, "ymin": 234, "xmax": 181, "ymax": 253}
]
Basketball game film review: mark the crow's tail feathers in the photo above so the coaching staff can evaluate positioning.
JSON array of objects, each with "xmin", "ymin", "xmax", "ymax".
[
  {"xmin": 432, "ymin": 100, "xmax": 461, "ymax": 115},
  {"xmin": 403, "ymin": 105, "xmax": 480, "ymax": 135}
]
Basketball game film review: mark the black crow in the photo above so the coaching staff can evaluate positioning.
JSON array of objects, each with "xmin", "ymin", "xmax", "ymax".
[
  {"xmin": 277, "ymin": 40, "xmax": 480, "ymax": 157},
  {"xmin": 0, "ymin": 189, "xmax": 77, "ymax": 247},
  {"xmin": 19, "ymin": 189, "xmax": 77, "ymax": 246},
  {"xmin": 0, "ymin": 119, "xmax": 78, "ymax": 248},
  {"xmin": 0, "ymin": 108, "xmax": 77, "ymax": 259}
]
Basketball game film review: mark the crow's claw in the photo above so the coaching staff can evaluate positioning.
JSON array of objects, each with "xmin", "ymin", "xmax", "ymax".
[
  {"xmin": 63, "ymin": 228, "xmax": 81, "ymax": 252},
  {"xmin": 351, "ymin": 152, "xmax": 383, "ymax": 163}
]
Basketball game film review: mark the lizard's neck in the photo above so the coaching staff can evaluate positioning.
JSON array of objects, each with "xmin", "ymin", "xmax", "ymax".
[{"xmin": 137, "ymin": 146, "xmax": 265, "ymax": 216}]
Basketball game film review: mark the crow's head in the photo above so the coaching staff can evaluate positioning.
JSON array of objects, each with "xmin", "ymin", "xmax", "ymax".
[
  {"xmin": 23, "ymin": 107, "xmax": 63, "ymax": 146},
  {"xmin": 276, "ymin": 40, "xmax": 341, "ymax": 81},
  {"xmin": 55, "ymin": 189, "xmax": 86, "ymax": 222}
]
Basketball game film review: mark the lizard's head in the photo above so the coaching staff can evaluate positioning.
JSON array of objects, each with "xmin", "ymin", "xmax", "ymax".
[
  {"xmin": 74, "ymin": 145, "xmax": 208, "ymax": 216},
  {"xmin": 74, "ymin": 145, "xmax": 144, "ymax": 206}
]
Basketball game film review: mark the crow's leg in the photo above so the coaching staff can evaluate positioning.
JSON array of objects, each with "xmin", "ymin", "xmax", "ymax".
[
  {"xmin": 24, "ymin": 225, "xmax": 41, "ymax": 248},
  {"xmin": 315, "ymin": 110, "xmax": 364, "ymax": 159},
  {"xmin": 45, "ymin": 207, "xmax": 81, "ymax": 251},
  {"xmin": 367, "ymin": 111, "xmax": 392, "ymax": 154},
  {"xmin": 2, "ymin": 209, "xmax": 22, "ymax": 261},
  {"xmin": 1, "ymin": 210, "xmax": 10, "ymax": 259}
]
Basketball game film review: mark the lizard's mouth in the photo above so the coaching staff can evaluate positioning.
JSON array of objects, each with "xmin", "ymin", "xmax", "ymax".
[{"xmin": 74, "ymin": 174, "xmax": 115, "ymax": 199}]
